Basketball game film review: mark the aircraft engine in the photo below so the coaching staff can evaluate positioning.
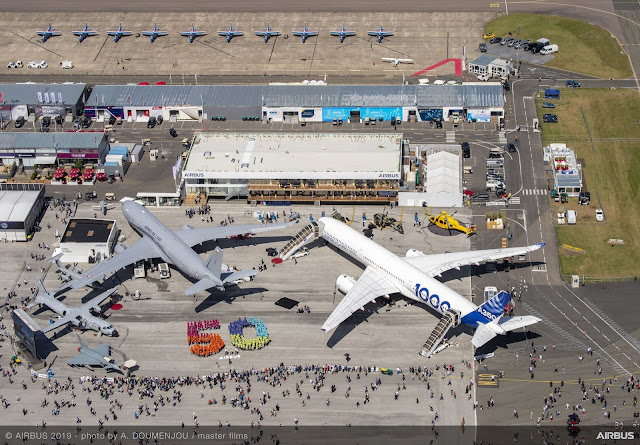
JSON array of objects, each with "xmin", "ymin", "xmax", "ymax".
[
  {"xmin": 336, "ymin": 274, "xmax": 357, "ymax": 294},
  {"xmin": 114, "ymin": 243, "xmax": 127, "ymax": 254},
  {"xmin": 405, "ymin": 248, "xmax": 425, "ymax": 257},
  {"xmin": 182, "ymin": 224, "xmax": 194, "ymax": 230},
  {"xmin": 90, "ymin": 305, "xmax": 101, "ymax": 314}
]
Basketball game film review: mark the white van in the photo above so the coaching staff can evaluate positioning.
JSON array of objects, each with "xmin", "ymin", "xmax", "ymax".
[
  {"xmin": 485, "ymin": 180, "xmax": 506, "ymax": 191},
  {"xmin": 477, "ymin": 73, "xmax": 490, "ymax": 82},
  {"xmin": 540, "ymin": 44, "xmax": 558, "ymax": 55},
  {"xmin": 567, "ymin": 210, "xmax": 577, "ymax": 225},
  {"xmin": 486, "ymin": 158, "xmax": 504, "ymax": 168}
]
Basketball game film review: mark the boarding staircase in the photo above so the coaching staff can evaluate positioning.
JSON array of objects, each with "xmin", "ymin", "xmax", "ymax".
[
  {"xmin": 279, "ymin": 222, "xmax": 319, "ymax": 261},
  {"xmin": 420, "ymin": 309, "xmax": 460, "ymax": 358}
]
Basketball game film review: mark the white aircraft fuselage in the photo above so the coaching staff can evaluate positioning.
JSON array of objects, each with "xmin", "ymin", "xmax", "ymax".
[{"xmin": 319, "ymin": 217, "xmax": 480, "ymax": 323}]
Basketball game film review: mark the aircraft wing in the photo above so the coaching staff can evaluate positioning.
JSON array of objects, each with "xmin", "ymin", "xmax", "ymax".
[
  {"xmin": 381, "ymin": 58, "xmax": 396, "ymax": 62},
  {"xmin": 173, "ymin": 220, "xmax": 296, "ymax": 248},
  {"xmin": 142, "ymin": 31, "xmax": 167, "ymax": 36},
  {"xmin": 68, "ymin": 351, "xmax": 102, "ymax": 367},
  {"xmin": 498, "ymin": 315, "xmax": 541, "ymax": 332},
  {"xmin": 80, "ymin": 288, "xmax": 118, "ymax": 313},
  {"xmin": 471, "ymin": 323, "xmax": 498, "ymax": 348},
  {"xmin": 63, "ymin": 236, "xmax": 162, "ymax": 289},
  {"xmin": 321, "ymin": 266, "xmax": 402, "ymax": 332},
  {"xmin": 403, "ymin": 243, "xmax": 545, "ymax": 277},
  {"xmin": 74, "ymin": 31, "xmax": 97, "ymax": 35},
  {"xmin": 92, "ymin": 343, "xmax": 111, "ymax": 357},
  {"xmin": 42, "ymin": 315, "xmax": 74, "ymax": 333}
]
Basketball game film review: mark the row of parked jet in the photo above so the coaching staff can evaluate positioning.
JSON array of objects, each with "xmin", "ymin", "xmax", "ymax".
[{"xmin": 36, "ymin": 22, "xmax": 394, "ymax": 44}]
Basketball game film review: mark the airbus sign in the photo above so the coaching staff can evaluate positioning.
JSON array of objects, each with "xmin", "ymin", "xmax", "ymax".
[
  {"xmin": 183, "ymin": 172, "xmax": 205, "ymax": 178},
  {"xmin": 378, "ymin": 173, "xmax": 400, "ymax": 179}
]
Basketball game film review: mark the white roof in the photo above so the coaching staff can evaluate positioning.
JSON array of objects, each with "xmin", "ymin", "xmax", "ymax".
[
  {"xmin": 0, "ymin": 190, "xmax": 40, "ymax": 222},
  {"xmin": 183, "ymin": 132, "xmax": 402, "ymax": 180},
  {"xmin": 425, "ymin": 151, "xmax": 460, "ymax": 193}
]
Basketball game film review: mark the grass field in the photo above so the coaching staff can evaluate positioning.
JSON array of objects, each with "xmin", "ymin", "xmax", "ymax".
[
  {"xmin": 485, "ymin": 14, "xmax": 632, "ymax": 79},
  {"xmin": 536, "ymin": 89, "xmax": 640, "ymax": 279}
]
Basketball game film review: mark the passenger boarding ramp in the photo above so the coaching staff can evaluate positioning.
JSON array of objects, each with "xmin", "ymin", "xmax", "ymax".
[
  {"xmin": 420, "ymin": 309, "xmax": 460, "ymax": 358},
  {"xmin": 279, "ymin": 222, "xmax": 319, "ymax": 261}
]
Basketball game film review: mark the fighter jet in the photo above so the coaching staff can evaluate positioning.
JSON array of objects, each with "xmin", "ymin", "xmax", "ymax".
[
  {"xmin": 292, "ymin": 22, "xmax": 318, "ymax": 43},
  {"xmin": 141, "ymin": 22, "xmax": 168, "ymax": 43},
  {"xmin": 106, "ymin": 22, "xmax": 133, "ymax": 43},
  {"xmin": 368, "ymin": 23, "xmax": 394, "ymax": 43},
  {"xmin": 36, "ymin": 23, "xmax": 62, "ymax": 43},
  {"xmin": 28, "ymin": 278, "xmax": 118, "ymax": 336},
  {"xmin": 329, "ymin": 22, "xmax": 356, "ymax": 43},
  {"xmin": 53, "ymin": 201, "xmax": 297, "ymax": 295},
  {"xmin": 179, "ymin": 23, "xmax": 206, "ymax": 43},
  {"xmin": 72, "ymin": 22, "xmax": 98, "ymax": 43},
  {"xmin": 254, "ymin": 23, "xmax": 280, "ymax": 43},
  {"xmin": 217, "ymin": 22, "xmax": 243, "ymax": 43},
  {"xmin": 67, "ymin": 334, "xmax": 121, "ymax": 373}
]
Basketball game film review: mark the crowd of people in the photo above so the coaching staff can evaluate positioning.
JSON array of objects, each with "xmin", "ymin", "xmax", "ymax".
[{"xmin": 228, "ymin": 317, "xmax": 271, "ymax": 351}]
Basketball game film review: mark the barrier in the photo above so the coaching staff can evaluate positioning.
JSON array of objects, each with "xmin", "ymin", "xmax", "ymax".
[{"xmin": 228, "ymin": 317, "xmax": 271, "ymax": 350}]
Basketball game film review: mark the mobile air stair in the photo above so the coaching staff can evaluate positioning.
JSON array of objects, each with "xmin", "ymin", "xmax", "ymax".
[
  {"xmin": 420, "ymin": 309, "xmax": 460, "ymax": 358},
  {"xmin": 279, "ymin": 222, "xmax": 319, "ymax": 261}
]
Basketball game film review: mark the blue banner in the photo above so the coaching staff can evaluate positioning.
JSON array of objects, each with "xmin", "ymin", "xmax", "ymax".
[{"xmin": 418, "ymin": 108, "xmax": 443, "ymax": 121}]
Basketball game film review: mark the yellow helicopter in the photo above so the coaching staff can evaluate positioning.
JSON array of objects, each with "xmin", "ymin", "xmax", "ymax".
[{"xmin": 428, "ymin": 211, "xmax": 476, "ymax": 236}]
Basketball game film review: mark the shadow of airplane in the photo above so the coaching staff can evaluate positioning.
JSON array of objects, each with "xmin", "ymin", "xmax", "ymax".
[
  {"xmin": 194, "ymin": 286, "xmax": 268, "ymax": 313},
  {"xmin": 474, "ymin": 330, "xmax": 543, "ymax": 355}
]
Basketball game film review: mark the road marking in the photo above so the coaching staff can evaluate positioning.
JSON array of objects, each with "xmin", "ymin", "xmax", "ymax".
[
  {"xmin": 490, "ymin": 3, "xmax": 501, "ymax": 7},
  {"xmin": 476, "ymin": 372, "xmax": 499, "ymax": 387}
]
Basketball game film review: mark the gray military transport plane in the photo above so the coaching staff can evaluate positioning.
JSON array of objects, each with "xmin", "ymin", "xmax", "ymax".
[
  {"xmin": 53, "ymin": 201, "xmax": 295, "ymax": 295},
  {"xmin": 28, "ymin": 279, "xmax": 118, "ymax": 336},
  {"xmin": 68, "ymin": 334, "xmax": 121, "ymax": 373}
]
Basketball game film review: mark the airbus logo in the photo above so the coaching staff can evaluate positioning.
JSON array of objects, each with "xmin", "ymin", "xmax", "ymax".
[
  {"xmin": 378, "ymin": 173, "xmax": 400, "ymax": 179},
  {"xmin": 596, "ymin": 432, "xmax": 636, "ymax": 440},
  {"xmin": 477, "ymin": 307, "xmax": 497, "ymax": 320},
  {"xmin": 184, "ymin": 173, "xmax": 205, "ymax": 178}
]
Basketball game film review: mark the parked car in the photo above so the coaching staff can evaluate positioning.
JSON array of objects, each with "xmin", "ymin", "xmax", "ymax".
[
  {"xmin": 501, "ymin": 37, "xmax": 515, "ymax": 46},
  {"xmin": 73, "ymin": 117, "xmax": 82, "ymax": 129},
  {"xmin": 169, "ymin": 128, "xmax": 177, "ymax": 137},
  {"xmin": 524, "ymin": 41, "xmax": 538, "ymax": 51},
  {"xmin": 543, "ymin": 114, "xmax": 558, "ymax": 123},
  {"xmin": 477, "ymin": 73, "xmax": 490, "ymax": 81},
  {"xmin": 147, "ymin": 116, "xmax": 156, "ymax": 128},
  {"xmin": 14, "ymin": 116, "xmax": 25, "ymax": 128},
  {"xmin": 542, "ymin": 102, "xmax": 555, "ymax": 108},
  {"xmin": 156, "ymin": 115, "xmax": 163, "ymax": 125},
  {"xmin": 108, "ymin": 115, "xmax": 116, "ymax": 125},
  {"xmin": 566, "ymin": 80, "xmax": 581, "ymax": 88},
  {"xmin": 27, "ymin": 61, "xmax": 47, "ymax": 69},
  {"xmin": 479, "ymin": 43, "xmax": 487, "ymax": 53},
  {"xmin": 472, "ymin": 193, "xmax": 490, "ymax": 202},
  {"xmin": 530, "ymin": 43, "xmax": 545, "ymax": 53},
  {"xmin": 461, "ymin": 142, "xmax": 470, "ymax": 158},
  {"xmin": 507, "ymin": 39, "xmax": 520, "ymax": 47},
  {"xmin": 508, "ymin": 143, "xmax": 517, "ymax": 153},
  {"xmin": 55, "ymin": 115, "xmax": 64, "ymax": 125},
  {"xmin": 482, "ymin": 32, "xmax": 495, "ymax": 40},
  {"xmin": 595, "ymin": 209, "xmax": 604, "ymax": 222},
  {"xmin": 514, "ymin": 39, "xmax": 530, "ymax": 49},
  {"xmin": 81, "ymin": 117, "xmax": 92, "ymax": 128},
  {"xmin": 7, "ymin": 60, "xmax": 22, "ymax": 68},
  {"xmin": 490, "ymin": 36, "xmax": 502, "ymax": 44},
  {"xmin": 60, "ymin": 60, "xmax": 73, "ymax": 69},
  {"xmin": 41, "ymin": 116, "xmax": 51, "ymax": 128}
]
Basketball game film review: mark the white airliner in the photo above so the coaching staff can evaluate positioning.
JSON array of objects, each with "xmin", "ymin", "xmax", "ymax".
[
  {"xmin": 289, "ymin": 217, "xmax": 543, "ymax": 351},
  {"xmin": 381, "ymin": 57, "xmax": 414, "ymax": 67}
]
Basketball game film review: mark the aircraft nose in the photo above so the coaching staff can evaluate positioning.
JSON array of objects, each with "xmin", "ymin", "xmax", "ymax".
[{"xmin": 111, "ymin": 330, "xmax": 119, "ymax": 337}]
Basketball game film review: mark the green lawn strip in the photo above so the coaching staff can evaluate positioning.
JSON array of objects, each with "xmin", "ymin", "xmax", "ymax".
[{"xmin": 485, "ymin": 14, "xmax": 632, "ymax": 79}]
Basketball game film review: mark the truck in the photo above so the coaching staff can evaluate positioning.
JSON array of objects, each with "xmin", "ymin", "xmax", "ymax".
[{"xmin": 566, "ymin": 210, "xmax": 577, "ymax": 225}]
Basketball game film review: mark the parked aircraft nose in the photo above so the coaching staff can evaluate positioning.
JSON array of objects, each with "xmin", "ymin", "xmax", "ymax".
[{"xmin": 111, "ymin": 330, "xmax": 119, "ymax": 337}]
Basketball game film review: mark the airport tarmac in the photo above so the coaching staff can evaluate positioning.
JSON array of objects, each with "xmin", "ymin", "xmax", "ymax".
[
  {"xmin": 0, "ymin": 200, "xmax": 478, "ymax": 426},
  {"xmin": 0, "ymin": 12, "xmax": 492, "ymax": 77}
]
